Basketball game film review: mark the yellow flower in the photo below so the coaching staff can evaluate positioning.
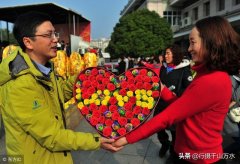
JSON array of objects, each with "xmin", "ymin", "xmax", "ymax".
[
  {"xmin": 127, "ymin": 91, "xmax": 133, "ymax": 97},
  {"xmin": 101, "ymin": 100, "xmax": 108, "ymax": 106},
  {"xmin": 113, "ymin": 91, "xmax": 119, "ymax": 97},
  {"xmin": 148, "ymin": 97, "xmax": 154, "ymax": 103},
  {"xmin": 84, "ymin": 99, "xmax": 90, "ymax": 105},
  {"xmin": 89, "ymin": 99, "xmax": 95, "ymax": 104},
  {"xmin": 105, "ymin": 96, "xmax": 111, "ymax": 101},
  {"xmin": 142, "ymin": 95, "xmax": 148, "ymax": 101},
  {"xmin": 77, "ymin": 102, "xmax": 84, "ymax": 109},
  {"xmin": 148, "ymin": 103, "xmax": 154, "ymax": 109},
  {"xmin": 116, "ymin": 95, "xmax": 123, "ymax": 101},
  {"xmin": 136, "ymin": 94, "xmax": 141, "ymax": 100},
  {"xmin": 91, "ymin": 93, "xmax": 98, "ymax": 100},
  {"xmin": 147, "ymin": 90, "xmax": 152, "ymax": 96},
  {"xmin": 141, "ymin": 89, "xmax": 146, "ymax": 95},
  {"xmin": 97, "ymin": 90, "xmax": 102, "ymax": 95},
  {"xmin": 118, "ymin": 101, "xmax": 124, "ymax": 107},
  {"xmin": 75, "ymin": 93, "xmax": 81, "ymax": 100},
  {"xmin": 135, "ymin": 89, "xmax": 141, "ymax": 95},
  {"xmin": 136, "ymin": 101, "xmax": 142, "ymax": 106},
  {"xmin": 123, "ymin": 96, "xmax": 129, "ymax": 102},
  {"xmin": 76, "ymin": 88, "xmax": 81, "ymax": 93},
  {"xmin": 103, "ymin": 89, "xmax": 110, "ymax": 96},
  {"xmin": 141, "ymin": 102, "xmax": 148, "ymax": 108},
  {"xmin": 95, "ymin": 99, "xmax": 100, "ymax": 105}
]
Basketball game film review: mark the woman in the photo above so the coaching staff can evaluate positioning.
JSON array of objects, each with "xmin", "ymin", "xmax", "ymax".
[
  {"xmin": 114, "ymin": 16, "xmax": 240, "ymax": 164},
  {"xmin": 154, "ymin": 44, "xmax": 192, "ymax": 159}
]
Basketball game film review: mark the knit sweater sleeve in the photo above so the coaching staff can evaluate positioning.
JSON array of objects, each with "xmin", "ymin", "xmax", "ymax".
[{"xmin": 126, "ymin": 73, "xmax": 231, "ymax": 143}]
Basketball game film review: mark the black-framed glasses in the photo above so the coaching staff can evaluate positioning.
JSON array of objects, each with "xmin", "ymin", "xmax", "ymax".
[{"xmin": 28, "ymin": 32, "xmax": 60, "ymax": 39}]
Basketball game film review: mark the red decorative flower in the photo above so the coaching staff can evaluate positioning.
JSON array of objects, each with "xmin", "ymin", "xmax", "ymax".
[
  {"xmin": 152, "ymin": 76, "xmax": 159, "ymax": 83},
  {"xmin": 96, "ymin": 74, "xmax": 103, "ymax": 82},
  {"xmin": 129, "ymin": 97, "xmax": 137, "ymax": 104},
  {"xmin": 119, "ymin": 89, "xmax": 127, "ymax": 96},
  {"xmin": 91, "ymin": 80, "xmax": 98, "ymax": 87},
  {"xmin": 121, "ymin": 81, "xmax": 128, "ymax": 89},
  {"xmin": 112, "ymin": 112, "xmax": 120, "ymax": 120},
  {"xmin": 133, "ymin": 106, "xmax": 142, "ymax": 115},
  {"xmin": 102, "ymin": 78, "xmax": 110, "ymax": 85},
  {"xmin": 90, "ymin": 116, "xmax": 98, "ymax": 126},
  {"xmin": 99, "ymin": 105, "xmax": 108, "ymax": 113},
  {"xmin": 105, "ymin": 119, "xmax": 114, "ymax": 126},
  {"xmin": 152, "ymin": 91, "xmax": 160, "ymax": 98},
  {"xmin": 82, "ymin": 93, "xmax": 90, "ymax": 99},
  {"xmin": 81, "ymin": 106, "xmax": 89, "ymax": 115},
  {"xmin": 125, "ymin": 71, "xmax": 133, "ymax": 78},
  {"xmin": 103, "ymin": 126, "xmax": 112, "ymax": 137},
  {"xmin": 136, "ymin": 82, "xmax": 143, "ymax": 89},
  {"xmin": 135, "ymin": 75, "xmax": 143, "ymax": 82},
  {"xmin": 128, "ymin": 78, "xmax": 135, "ymax": 84},
  {"xmin": 89, "ymin": 103, "xmax": 98, "ymax": 111},
  {"xmin": 128, "ymin": 84, "xmax": 136, "ymax": 92},
  {"xmin": 107, "ymin": 83, "xmax": 116, "ymax": 91},
  {"xmin": 124, "ymin": 102, "xmax": 133, "ymax": 111},
  {"xmin": 89, "ymin": 75, "xmax": 96, "ymax": 81},
  {"xmin": 83, "ymin": 80, "xmax": 91, "ymax": 88},
  {"xmin": 79, "ymin": 74, "xmax": 87, "ymax": 81},
  {"xmin": 109, "ymin": 97, "xmax": 117, "ymax": 105},
  {"xmin": 92, "ymin": 110, "xmax": 101, "ymax": 118},
  {"xmin": 118, "ymin": 117, "xmax": 127, "ymax": 126},
  {"xmin": 97, "ymin": 84, "xmax": 105, "ymax": 91},
  {"xmin": 87, "ymin": 87, "xmax": 95, "ymax": 95},
  {"xmin": 99, "ymin": 116, "xmax": 105, "ymax": 124},
  {"xmin": 139, "ymin": 69, "xmax": 147, "ymax": 75},
  {"xmin": 143, "ymin": 82, "xmax": 152, "ymax": 90},
  {"xmin": 142, "ymin": 107, "xmax": 150, "ymax": 115},
  {"xmin": 143, "ymin": 76, "xmax": 151, "ymax": 83},
  {"xmin": 91, "ymin": 68, "xmax": 99, "ymax": 76},
  {"xmin": 131, "ymin": 118, "xmax": 140, "ymax": 127},
  {"xmin": 117, "ymin": 128, "xmax": 126, "ymax": 136},
  {"xmin": 109, "ymin": 105, "xmax": 118, "ymax": 112},
  {"xmin": 125, "ymin": 111, "xmax": 134, "ymax": 119}
]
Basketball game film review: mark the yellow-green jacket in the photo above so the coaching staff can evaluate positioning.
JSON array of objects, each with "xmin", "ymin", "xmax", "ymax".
[{"xmin": 0, "ymin": 47, "xmax": 100, "ymax": 164}]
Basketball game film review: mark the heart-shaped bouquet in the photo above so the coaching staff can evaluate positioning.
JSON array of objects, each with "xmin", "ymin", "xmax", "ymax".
[{"xmin": 74, "ymin": 67, "xmax": 160, "ymax": 139}]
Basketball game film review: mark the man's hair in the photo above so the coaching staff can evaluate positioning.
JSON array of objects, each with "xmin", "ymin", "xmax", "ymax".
[
  {"xmin": 195, "ymin": 16, "xmax": 240, "ymax": 75},
  {"xmin": 165, "ymin": 44, "xmax": 183, "ymax": 66},
  {"xmin": 13, "ymin": 11, "xmax": 52, "ymax": 51}
]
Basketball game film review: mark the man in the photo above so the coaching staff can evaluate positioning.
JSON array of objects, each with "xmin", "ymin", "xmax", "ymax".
[{"xmin": 0, "ymin": 11, "xmax": 121, "ymax": 164}]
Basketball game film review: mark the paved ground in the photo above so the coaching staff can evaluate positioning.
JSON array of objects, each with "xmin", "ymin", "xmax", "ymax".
[{"xmin": 1, "ymin": 111, "xmax": 239, "ymax": 164}]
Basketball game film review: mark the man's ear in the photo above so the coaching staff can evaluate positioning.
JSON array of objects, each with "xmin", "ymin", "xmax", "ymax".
[{"xmin": 23, "ymin": 37, "xmax": 34, "ymax": 50}]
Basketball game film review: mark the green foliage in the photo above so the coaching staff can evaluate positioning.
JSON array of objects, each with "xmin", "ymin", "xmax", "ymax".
[
  {"xmin": 106, "ymin": 9, "xmax": 173, "ymax": 58},
  {"xmin": 0, "ymin": 28, "xmax": 18, "ymax": 45}
]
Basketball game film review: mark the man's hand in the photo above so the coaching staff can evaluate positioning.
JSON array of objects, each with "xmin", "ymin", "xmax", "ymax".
[
  {"xmin": 112, "ymin": 137, "xmax": 128, "ymax": 147},
  {"xmin": 100, "ymin": 137, "xmax": 123, "ymax": 152}
]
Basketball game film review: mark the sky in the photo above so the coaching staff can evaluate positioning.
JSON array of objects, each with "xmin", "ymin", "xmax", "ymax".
[{"xmin": 0, "ymin": 0, "xmax": 128, "ymax": 39}]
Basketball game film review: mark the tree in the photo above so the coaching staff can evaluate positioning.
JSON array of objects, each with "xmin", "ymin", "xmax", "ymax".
[
  {"xmin": 106, "ymin": 9, "xmax": 173, "ymax": 59},
  {"xmin": 0, "ymin": 28, "xmax": 18, "ymax": 45}
]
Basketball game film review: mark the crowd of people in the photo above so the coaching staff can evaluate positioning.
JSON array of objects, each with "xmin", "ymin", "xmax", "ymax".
[{"xmin": 0, "ymin": 11, "xmax": 240, "ymax": 164}]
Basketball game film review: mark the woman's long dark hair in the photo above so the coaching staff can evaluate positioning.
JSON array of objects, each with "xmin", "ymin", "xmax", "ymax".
[{"xmin": 195, "ymin": 16, "xmax": 240, "ymax": 75}]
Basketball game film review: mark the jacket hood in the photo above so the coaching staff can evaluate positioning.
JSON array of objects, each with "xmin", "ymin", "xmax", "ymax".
[
  {"xmin": 163, "ymin": 59, "xmax": 190, "ymax": 70},
  {"xmin": 0, "ymin": 47, "xmax": 43, "ymax": 86}
]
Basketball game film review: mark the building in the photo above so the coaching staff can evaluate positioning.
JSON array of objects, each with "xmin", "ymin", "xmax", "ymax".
[
  {"xmin": 121, "ymin": 0, "xmax": 240, "ymax": 49},
  {"xmin": 90, "ymin": 38, "xmax": 110, "ymax": 52}
]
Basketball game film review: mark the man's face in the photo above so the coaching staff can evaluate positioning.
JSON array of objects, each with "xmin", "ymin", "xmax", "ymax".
[{"xmin": 26, "ymin": 21, "xmax": 58, "ymax": 64}]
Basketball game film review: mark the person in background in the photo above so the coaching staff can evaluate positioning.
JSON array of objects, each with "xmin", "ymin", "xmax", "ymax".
[
  {"xmin": 128, "ymin": 56, "xmax": 134, "ymax": 69},
  {"xmin": 0, "ymin": 11, "xmax": 122, "ymax": 164},
  {"xmin": 118, "ymin": 56, "xmax": 126, "ymax": 75},
  {"xmin": 113, "ymin": 16, "xmax": 240, "ymax": 164},
  {"xmin": 155, "ymin": 44, "xmax": 192, "ymax": 161},
  {"xmin": 124, "ymin": 56, "xmax": 129, "ymax": 71},
  {"xmin": 141, "ymin": 54, "xmax": 164, "ymax": 75}
]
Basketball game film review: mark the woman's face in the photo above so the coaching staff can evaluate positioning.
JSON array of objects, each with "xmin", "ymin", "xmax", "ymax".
[
  {"xmin": 188, "ymin": 27, "xmax": 204, "ymax": 65},
  {"xmin": 165, "ymin": 48, "xmax": 173, "ymax": 64},
  {"xmin": 159, "ymin": 55, "xmax": 163, "ymax": 63}
]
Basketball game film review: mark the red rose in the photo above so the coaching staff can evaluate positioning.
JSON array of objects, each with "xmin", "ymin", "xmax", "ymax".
[
  {"xmin": 99, "ymin": 105, "xmax": 108, "ymax": 113},
  {"xmin": 119, "ymin": 89, "xmax": 127, "ymax": 96},
  {"xmin": 91, "ymin": 80, "xmax": 98, "ymax": 87},
  {"xmin": 90, "ymin": 116, "xmax": 98, "ymax": 126},
  {"xmin": 143, "ymin": 76, "xmax": 151, "ymax": 83},
  {"xmin": 152, "ymin": 91, "xmax": 160, "ymax": 98},
  {"xmin": 131, "ymin": 118, "xmax": 140, "ymax": 127},
  {"xmin": 117, "ymin": 128, "xmax": 126, "ymax": 136},
  {"xmin": 142, "ymin": 107, "xmax": 150, "ymax": 115},
  {"xmin": 105, "ymin": 119, "xmax": 114, "ymax": 126},
  {"xmin": 107, "ymin": 83, "xmax": 116, "ymax": 91},
  {"xmin": 92, "ymin": 110, "xmax": 101, "ymax": 118},
  {"xmin": 109, "ymin": 97, "xmax": 117, "ymax": 105},
  {"xmin": 97, "ymin": 84, "xmax": 105, "ymax": 91},
  {"xmin": 121, "ymin": 81, "xmax": 128, "ymax": 89},
  {"xmin": 125, "ymin": 71, "xmax": 133, "ymax": 78},
  {"xmin": 139, "ymin": 69, "xmax": 147, "ymax": 75},
  {"xmin": 124, "ymin": 102, "xmax": 133, "ymax": 111},
  {"xmin": 102, "ymin": 78, "xmax": 110, "ymax": 85},
  {"xmin": 79, "ymin": 74, "xmax": 87, "ymax": 81},
  {"xmin": 143, "ymin": 82, "xmax": 152, "ymax": 90},
  {"xmin": 82, "ymin": 93, "xmax": 90, "ymax": 99},
  {"xmin": 118, "ymin": 117, "xmax": 127, "ymax": 126},
  {"xmin": 96, "ymin": 74, "xmax": 103, "ymax": 82},
  {"xmin": 87, "ymin": 87, "xmax": 95, "ymax": 95},
  {"xmin": 89, "ymin": 75, "xmax": 96, "ymax": 81},
  {"xmin": 105, "ymin": 72, "xmax": 111, "ymax": 78},
  {"xmin": 103, "ymin": 126, "xmax": 112, "ymax": 137},
  {"xmin": 91, "ymin": 68, "xmax": 99, "ymax": 76},
  {"xmin": 133, "ymin": 106, "xmax": 142, "ymax": 115},
  {"xmin": 89, "ymin": 103, "xmax": 98, "ymax": 111},
  {"xmin": 80, "ymin": 106, "xmax": 89, "ymax": 115},
  {"xmin": 136, "ymin": 82, "xmax": 143, "ymax": 89},
  {"xmin": 152, "ymin": 76, "xmax": 159, "ymax": 83},
  {"xmin": 109, "ymin": 105, "xmax": 118, "ymax": 112},
  {"xmin": 83, "ymin": 80, "xmax": 91, "ymax": 88},
  {"xmin": 125, "ymin": 111, "xmax": 134, "ymax": 119},
  {"xmin": 112, "ymin": 112, "xmax": 120, "ymax": 120},
  {"xmin": 129, "ymin": 97, "xmax": 137, "ymax": 104},
  {"xmin": 135, "ymin": 75, "xmax": 143, "ymax": 82},
  {"xmin": 128, "ymin": 77, "xmax": 135, "ymax": 84},
  {"xmin": 128, "ymin": 84, "xmax": 136, "ymax": 92},
  {"xmin": 99, "ymin": 116, "xmax": 105, "ymax": 124}
]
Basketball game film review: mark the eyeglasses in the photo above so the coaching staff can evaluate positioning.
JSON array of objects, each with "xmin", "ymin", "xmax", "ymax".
[{"xmin": 28, "ymin": 32, "xmax": 60, "ymax": 39}]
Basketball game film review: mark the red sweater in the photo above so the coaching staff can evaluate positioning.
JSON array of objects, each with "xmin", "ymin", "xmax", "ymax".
[{"xmin": 126, "ymin": 64, "xmax": 232, "ymax": 163}]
